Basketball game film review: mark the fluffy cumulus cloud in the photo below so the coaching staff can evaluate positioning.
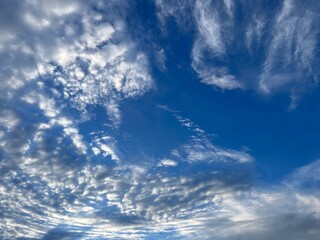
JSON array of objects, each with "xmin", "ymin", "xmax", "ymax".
[{"xmin": 156, "ymin": 0, "xmax": 320, "ymax": 107}]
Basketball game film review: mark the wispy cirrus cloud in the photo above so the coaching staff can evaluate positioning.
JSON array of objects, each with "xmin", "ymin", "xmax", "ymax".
[
  {"xmin": 156, "ymin": 0, "xmax": 320, "ymax": 107},
  {"xmin": 260, "ymin": 0, "xmax": 320, "ymax": 108},
  {"xmin": 158, "ymin": 105, "xmax": 253, "ymax": 164}
]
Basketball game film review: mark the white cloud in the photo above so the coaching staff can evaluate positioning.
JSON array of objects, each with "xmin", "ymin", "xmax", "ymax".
[
  {"xmin": 182, "ymin": 136, "xmax": 253, "ymax": 164},
  {"xmin": 191, "ymin": 0, "xmax": 243, "ymax": 90},
  {"xmin": 90, "ymin": 131, "xmax": 119, "ymax": 161},
  {"xmin": 1, "ymin": 102, "xmax": 319, "ymax": 240},
  {"xmin": 1, "ymin": 1, "xmax": 320, "ymax": 239},
  {"xmin": 156, "ymin": 0, "xmax": 320, "ymax": 106},
  {"xmin": 194, "ymin": 0, "xmax": 225, "ymax": 55},
  {"xmin": 0, "ymin": 1, "xmax": 154, "ymax": 236},
  {"xmin": 285, "ymin": 158, "xmax": 320, "ymax": 189},
  {"xmin": 155, "ymin": 0, "xmax": 193, "ymax": 29},
  {"xmin": 0, "ymin": 109, "xmax": 20, "ymax": 130},
  {"xmin": 159, "ymin": 107, "xmax": 253, "ymax": 164},
  {"xmin": 223, "ymin": 0, "xmax": 234, "ymax": 17},
  {"xmin": 246, "ymin": 16, "xmax": 265, "ymax": 50},
  {"xmin": 0, "ymin": 0, "xmax": 153, "ymax": 127},
  {"xmin": 158, "ymin": 159, "xmax": 178, "ymax": 167},
  {"xmin": 0, "ymin": 98, "xmax": 255, "ymax": 239},
  {"xmin": 259, "ymin": 0, "xmax": 319, "ymax": 98},
  {"xmin": 92, "ymin": 147, "xmax": 101, "ymax": 155},
  {"xmin": 21, "ymin": 90, "xmax": 88, "ymax": 154}
]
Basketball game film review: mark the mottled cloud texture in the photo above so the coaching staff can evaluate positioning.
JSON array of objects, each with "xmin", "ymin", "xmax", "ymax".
[
  {"xmin": 0, "ymin": 0, "xmax": 153, "ymax": 126},
  {"xmin": 1, "ymin": 1, "xmax": 320, "ymax": 239}
]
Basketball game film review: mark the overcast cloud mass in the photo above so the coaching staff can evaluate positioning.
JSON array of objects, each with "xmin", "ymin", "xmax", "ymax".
[{"xmin": 1, "ymin": 0, "xmax": 320, "ymax": 239}]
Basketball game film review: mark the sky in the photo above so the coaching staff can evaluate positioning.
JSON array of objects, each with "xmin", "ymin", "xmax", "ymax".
[{"xmin": 1, "ymin": 0, "xmax": 320, "ymax": 239}]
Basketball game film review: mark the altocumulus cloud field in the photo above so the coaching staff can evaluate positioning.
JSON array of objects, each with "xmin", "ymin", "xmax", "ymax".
[{"xmin": 1, "ymin": 0, "xmax": 320, "ymax": 239}]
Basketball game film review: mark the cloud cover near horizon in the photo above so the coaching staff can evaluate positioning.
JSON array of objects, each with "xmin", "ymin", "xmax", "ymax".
[{"xmin": 1, "ymin": 0, "xmax": 320, "ymax": 239}]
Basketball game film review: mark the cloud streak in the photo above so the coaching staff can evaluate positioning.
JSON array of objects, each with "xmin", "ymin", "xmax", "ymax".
[
  {"xmin": 158, "ymin": 105, "xmax": 253, "ymax": 164},
  {"xmin": 156, "ymin": 0, "xmax": 320, "ymax": 107}
]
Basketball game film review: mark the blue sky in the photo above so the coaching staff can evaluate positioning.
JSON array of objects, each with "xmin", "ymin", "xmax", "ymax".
[{"xmin": 1, "ymin": 0, "xmax": 320, "ymax": 239}]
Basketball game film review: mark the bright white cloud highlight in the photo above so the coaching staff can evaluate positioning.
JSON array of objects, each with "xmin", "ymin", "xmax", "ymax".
[{"xmin": 0, "ymin": 0, "xmax": 153, "ymax": 127}]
